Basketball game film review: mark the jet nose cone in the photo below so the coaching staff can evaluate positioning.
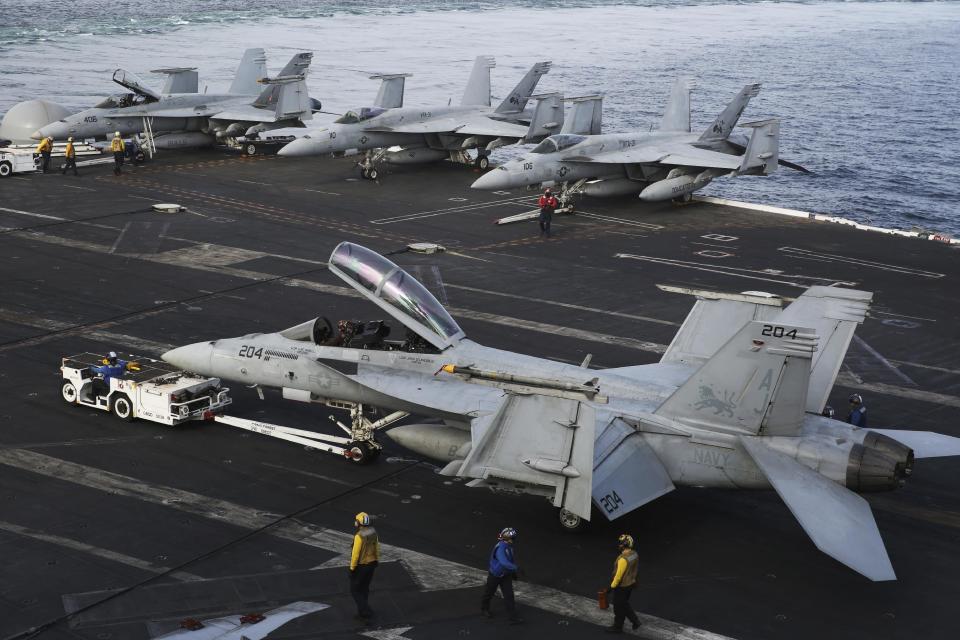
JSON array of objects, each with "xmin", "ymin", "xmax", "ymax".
[
  {"xmin": 162, "ymin": 342, "xmax": 213, "ymax": 374},
  {"xmin": 277, "ymin": 138, "xmax": 312, "ymax": 157},
  {"xmin": 471, "ymin": 167, "xmax": 510, "ymax": 190},
  {"xmin": 30, "ymin": 130, "xmax": 43, "ymax": 140}
]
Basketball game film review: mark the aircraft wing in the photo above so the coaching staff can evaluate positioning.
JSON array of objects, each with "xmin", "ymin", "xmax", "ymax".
[
  {"xmin": 208, "ymin": 107, "xmax": 280, "ymax": 123},
  {"xmin": 364, "ymin": 118, "xmax": 463, "ymax": 134},
  {"xmin": 568, "ymin": 145, "xmax": 743, "ymax": 170},
  {"xmin": 356, "ymin": 363, "xmax": 504, "ymax": 416},
  {"xmin": 446, "ymin": 392, "xmax": 596, "ymax": 521},
  {"xmin": 452, "ymin": 118, "xmax": 528, "ymax": 138},
  {"xmin": 740, "ymin": 436, "xmax": 896, "ymax": 581}
]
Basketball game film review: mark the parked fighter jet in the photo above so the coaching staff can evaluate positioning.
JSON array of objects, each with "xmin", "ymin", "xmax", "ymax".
[
  {"xmin": 276, "ymin": 56, "xmax": 555, "ymax": 177},
  {"xmin": 471, "ymin": 79, "xmax": 809, "ymax": 204},
  {"xmin": 33, "ymin": 49, "xmax": 319, "ymax": 150},
  {"xmin": 162, "ymin": 243, "xmax": 960, "ymax": 582}
]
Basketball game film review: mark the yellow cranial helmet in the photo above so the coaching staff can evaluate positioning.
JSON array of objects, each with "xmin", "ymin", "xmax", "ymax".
[
  {"xmin": 617, "ymin": 534, "xmax": 634, "ymax": 549},
  {"xmin": 355, "ymin": 512, "xmax": 370, "ymax": 526}
]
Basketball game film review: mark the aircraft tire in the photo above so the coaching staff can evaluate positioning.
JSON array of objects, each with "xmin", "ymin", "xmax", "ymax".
[
  {"xmin": 476, "ymin": 156, "xmax": 489, "ymax": 170},
  {"xmin": 557, "ymin": 507, "xmax": 590, "ymax": 533},
  {"xmin": 111, "ymin": 394, "xmax": 134, "ymax": 422},
  {"xmin": 346, "ymin": 441, "xmax": 377, "ymax": 465},
  {"xmin": 367, "ymin": 168, "xmax": 378, "ymax": 181},
  {"xmin": 61, "ymin": 381, "xmax": 78, "ymax": 405},
  {"xmin": 360, "ymin": 167, "xmax": 370, "ymax": 179},
  {"xmin": 245, "ymin": 144, "xmax": 258, "ymax": 156},
  {"xmin": 0, "ymin": 161, "xmax": 12, "ymax": 177}
]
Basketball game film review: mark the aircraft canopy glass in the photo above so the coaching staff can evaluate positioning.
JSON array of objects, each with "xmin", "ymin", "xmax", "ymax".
[
  {"xmin": 335, "ymin": 107, "xmax": 386, "ymax": 124},
  {"xmin": 530, "ymin": 134, "xmax": 586, "ymax": 154},
  {"xmin": 329, "ymin": 242, "xmax": 463, "ymax": 343},
  {"xmin": 94, "ymin": 93, "xmax": 147, "ymax": 109}
]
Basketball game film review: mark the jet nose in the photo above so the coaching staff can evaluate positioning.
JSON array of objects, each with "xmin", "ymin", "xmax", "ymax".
[
  {"xmin": 30, "ymin": 129, "xmax": 43, "ymax": 140},
  {"xmin": 162, "ymin": 341, "xmax": 214, "ymax": 374},
  {"xmin": 471, "ymin": 166, "xmax": 512, "ymax": 190},
  {"xmin": 277, "ymin": 138, "xmax": 314, "ymax": 157}
]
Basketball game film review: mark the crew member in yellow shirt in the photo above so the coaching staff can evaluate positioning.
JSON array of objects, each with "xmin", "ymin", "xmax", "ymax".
[
  {"xmin": 62, "ymin": 137, "xmax": 78, "ymax": 176},
  {"xmin": 35, "ymin": 136, "xmax": 53, "ymax": 173},
  {"xmin": 605, "ymin": 534, "xmax": 641, "ymax": 633},
  {"xmin": 349, "ymin": 512, "xmax": 379, "ymax": 621},
  {"xmin": 110, "ymin": 131, "xmax": 125, "ymax": 175}
]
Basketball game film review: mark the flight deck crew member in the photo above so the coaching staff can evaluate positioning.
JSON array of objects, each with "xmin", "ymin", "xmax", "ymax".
[
  {"xmin": 111, "ymin": 132, "xmax": 125, "ymax": 175},
  {"xmin": 538, "ymin": 188, "xmax": 558, "ymax": 237},
  {"xmin": 480, "ymin": 527, "xmax": 523, "ymax": 624},
  {"xmin": 90, "ymin": 351, "xmax": 131, "ymax": 398},
  {"xmin": 605, "ymin": 534, "xmax": 641, "ymax": 634},
  {"xmin": 36, "ymin": 136, "xmax": 53, "ymax": 173},
  {"xmin": 847, "ymin": 394, "xmax": 868, "ymax": 427},
  {"xmin": 62, "ymin": 137, "xmax": 78, "ymax": 175},
  {"xmin": 349, "ymin": 512, "xmax": 379, "ymax": 621}
]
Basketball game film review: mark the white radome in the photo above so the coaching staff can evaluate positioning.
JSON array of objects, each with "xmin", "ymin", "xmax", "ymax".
[{"xmin": 0, "ymin": 100, "xmax": 72, "ymax": 143}]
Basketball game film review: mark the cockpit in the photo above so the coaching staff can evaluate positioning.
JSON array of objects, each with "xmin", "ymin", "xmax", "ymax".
[
  {"xmin": 335, "ymin": 107, "xmax": 386, "ymax": 124},
  {"xmin": 94, "ymin": 93, "xmax": 149, "ymax": 109},
  {"xmin": 328, "ymin": 242, "xmax": 465, "ymax": 350},
  {"xmin": 530, "ymin": 134, "xmax": 587, "ymax": 154},
  {"xmin": 308, "ymin": 317, "xmax": 437, "ymax": 353}
]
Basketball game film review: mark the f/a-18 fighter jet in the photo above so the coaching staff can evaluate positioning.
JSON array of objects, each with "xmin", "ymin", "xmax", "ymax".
[
  {"xmin": 33, "ymin": 49, "xmax": 319, "ymax": 150},
  {"xmin": 162, "ymin": 243, "xmax": 960, "ymax": 582},
  {"xmin": 276, "ymin": 56, "xmax": 556, "ymax": 178},
  {"xmin": 472, "ymin": 79, "xmax": 809, "ymax": 206}
]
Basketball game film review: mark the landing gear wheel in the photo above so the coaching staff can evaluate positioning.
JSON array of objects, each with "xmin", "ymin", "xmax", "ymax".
[
  {"xmin": 345, "ymin": 441, "xmax": 377, "ymax": 465},
  {"xmin": 367, "ymin": 168, "xmax": 378, "ymax": 181},
  {"xmin": 111, "ymin": 394, "xmax": 134, "ymax": 422},
  {"xmin": 0, "ymin": 161, "xmax": 12, "ymax": 177},
  {"xmin": 245, "ymin": 143, "xmax": 258, "ymax": 156},
  {"xmin": 61, "ymin": 381, "xmax": 78, "ymax": 405},
  {"xmin": 557, "ymin": 507, "xmax": 590, "ymax": 533},
  {"xmin": 360, "ymin": 167, "xmax": 370, "ymax": 179},
  {"xmin": 566, "ymin": 203, "xmax": 575, "ymax": 214},
  {"xmin": 475, "ymin": 155, "xmax": 490, "ymax": 170}
]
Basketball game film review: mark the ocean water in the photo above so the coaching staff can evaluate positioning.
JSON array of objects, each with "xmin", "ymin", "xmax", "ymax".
[{"xmin": 1, "ymin": 1, "xmax": 958, "ymax": 236}]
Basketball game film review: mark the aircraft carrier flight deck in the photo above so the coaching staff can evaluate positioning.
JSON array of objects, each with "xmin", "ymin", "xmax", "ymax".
[{"xmin": 0, "ymin": 151, "xmax": 957, "ymax": 640}]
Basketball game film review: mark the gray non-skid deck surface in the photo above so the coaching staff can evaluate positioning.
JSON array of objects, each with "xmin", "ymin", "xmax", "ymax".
[{"xmin": 0, "ymin": 151, "xmax": 957, "ymax": 640}]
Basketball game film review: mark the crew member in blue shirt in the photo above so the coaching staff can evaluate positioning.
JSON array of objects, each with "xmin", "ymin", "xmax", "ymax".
[
  {"xmin": 847, "ymin": 394, "xmax": 867, "ymax": 427},
  {"xmin": 90, "ymin": 351, "xmax": 130, "ymax": 398},
  {"xmin": 480, "ymin": 527, "xmax": 523, "ymax": 624}
]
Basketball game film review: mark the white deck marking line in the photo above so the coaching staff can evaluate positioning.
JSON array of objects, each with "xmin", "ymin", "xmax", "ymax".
[
  {"xmin": 0, "ymin": 520, "xmax": 201, "ymax": 581},
  {"xmin": 260, "ymin": 462, "xmax": 400, "ymax": 497},
  {"xmin": 127, "ymin": 195, "xmax": 158, "ymax": 202},
  {"xmin": 236, "ymin": 179, "xmax": 270, "ymax": 186},
  {"xmin": 615, "ymin": 254, "xmax": 852, "ymax": 289},
  {"xmin": 778, "ymin": 246, "xmax": 945, "ymax": 278},
  {"xmin": 0, "ymin": 448, "xmax": 735, "ymax": 640},
  {"xmin": 835, "ymin": 372, "xmax": 960, "ymax": 408},
  {"xmin": 444, "ymin": 283, "xmax": 679, "ymax": 327},
  {"xmin": 872, "ymin": 310, "xmax": 937, "ymax": 323},
  {"xmin": 109, "ymin": 222, "xmax": 130, "ymax": 254},
  {"xmin": 889, "ymin": 360, "xmax": 960, "ymax": 376},
  {"xmin": 0, "ymin": 206, "xmax": 65, "ymax": 220},
  {"xmin": 59, "ymin": 184, "xmax": 96, "ymax": 191},
  {"xmin": 851, "ymin": 335, "xmax": 917, "ymax": 386},
  {"xmin": 371, "ymin": 196, "xmax": 532, "ymax": 224},
  {"xmin": 304, "ymin": 189, "xmax": 342, "ymax": 196},
  {"xmin": 578, "ymin": 212, "xmax": 665, "ymax": 230}
]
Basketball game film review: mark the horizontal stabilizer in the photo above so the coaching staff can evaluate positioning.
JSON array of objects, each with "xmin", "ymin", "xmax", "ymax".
[
  {"xmin": 740, "ymin": 436, "xmax": 896, "ymax": 581},
  {"xmin": 593, "ymin": 418, "xmax": 674, "ymax": 520},
  {"xmin": 869, "ymin": 429, "xmax": 960, "ymax": 459}
]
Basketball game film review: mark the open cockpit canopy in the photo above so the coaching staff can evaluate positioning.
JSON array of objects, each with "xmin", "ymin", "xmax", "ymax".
[
  {"xmin": 531, "ymin": 133, "xmax": 586, "ymax": 154},
  {"xmin": 328, "ymin": 242, "xmax": 464, "ymax": 350},
  {"xmin": 335, "ymin": 107, "xmax": 386, "ymax": 124}
]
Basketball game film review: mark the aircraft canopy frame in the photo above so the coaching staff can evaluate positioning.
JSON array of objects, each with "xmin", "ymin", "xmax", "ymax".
[{"xmin": 328, "ymin": 242, "xmax": 465, "ymax": 350}]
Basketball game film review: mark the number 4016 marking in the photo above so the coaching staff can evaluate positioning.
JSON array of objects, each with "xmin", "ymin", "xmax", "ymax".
[
  {"xmin": 761, "ymin": 324, "xmax": 797, "ymax": 339},
  {"xmin": 600, "ymin": 490, "xmax": 624, "ymax": 514}
]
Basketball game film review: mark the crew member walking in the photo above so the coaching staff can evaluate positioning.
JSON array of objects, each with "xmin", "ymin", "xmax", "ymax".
[
  {"xmin": 62, "ymin": 137, "xmax": 78, "ymax": 176},
  {"xmin": 111, "ymin": 131, "xmax": 125, "ymax": 175},
  {"xmin": 846, "ymin": 393, "xmax": 867, "ymax": 427},
  {"xmin": 349, "ymin": 512, "xmax": 379, "ymax": 621},
  {"xmin": 538, "ymin": 188, "xmax": 558, "ymax": 237},
  {"xmin": 480, "ymin": 527, "xmax": 523, "ymax": 624},
  {"xmin": 605, "ymin": 534, "xmax": 641, "ymax": 634},
  {"xmin": 36, "ymin": 136, "xmax": 53, "ymax": 173}
]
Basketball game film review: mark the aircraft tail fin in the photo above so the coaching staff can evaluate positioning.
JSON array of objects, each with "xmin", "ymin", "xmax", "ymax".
[
  {"xmin": 655, "ymin": 320, "xmax": 816, "ymax": 436},
  {"xmin": 461, "ymin": 56, "xmax": 495, "ymax": 107},
  {"xmin": 229, "ymin": 48, "xmax": 268, "ymax": 95},
  {"xmin": 659, "ymin": 78, "xmax": 694, "ymax": 132},
  {"xmin": 495, "ymin": 61, "xmax": 552, "ymax": 113},
  {"xmin": 370, "ymin": 73, "xmax": 411, "ymax": 109},
  {"xmin": 738, "ymin": 119, "xmax": 780, "ymax": 174},
  {"xmin": 523, "ymin": 93, "xmax": 564, "ymax": 142},
  {"xmin": 776, "ymin": 286, "xmax": 872, "ymax": 414},
  {"xmin": 252, "ymin": 52, "xmax": 314, "ymax": 119},
  {"xmin": 560, "ymin": 95, "xmax": 603, "ymax": 135},
  {"xmin": 152, "ymin": 67, "xmax": 199, "ymax": 94},
  {"xmin": 697, "ymin": 82, "xmax": 761, "ymax": 143}
]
